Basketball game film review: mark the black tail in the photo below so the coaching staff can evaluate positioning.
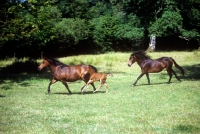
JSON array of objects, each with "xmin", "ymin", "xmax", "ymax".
[
  {"xmin": 89, "ymin": 65, "xmax": 98, "ymax": 72},
  {"xmin": 171, "ymin": 58, "xmax": 185, "ymax": 76}
]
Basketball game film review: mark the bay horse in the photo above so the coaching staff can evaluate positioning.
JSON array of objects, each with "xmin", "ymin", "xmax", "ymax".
[
  {"xmin": 82, "ymin": 73, "xmax": 113, "ymax": 93},
  {"xmin": 38, "ymin": 58, "xmax": 97, "ymax": 94},
  {"xmin": 128, "ymin": 50, "xmax": 184, "ymax": 86}
]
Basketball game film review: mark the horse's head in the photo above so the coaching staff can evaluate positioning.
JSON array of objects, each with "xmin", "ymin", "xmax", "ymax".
[
  {"xmin": 38, "ymin": 59, "xmax": 50, "ymax": 71},
  {"xmin": 128, "ymin": 54, "xmax": 136, "ymax": 67}
]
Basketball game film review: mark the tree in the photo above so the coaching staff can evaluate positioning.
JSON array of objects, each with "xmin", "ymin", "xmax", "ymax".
[
  {"xmin": 0, "ymin": 0, "xmax": 200, "ymax": 59},
  {"xmin": 149, "ymin": 5, "xmax": 183, "ymax": 37},
  {"xmin": 178, "ymin": 0, "xmax": 200, "ymax": 45},
  {"xmin": 114, "ymin": 13, "xmax": 144, "ymax": 48},
  {"xmin": 149, "ymin": 0, "xmax": 200, "ymax": 46},
  {"xmin": 90, "ymin": 15, "xmax": 119, "ymax": 52},
  {"xmin": 55, "ymin": 18, "xmax": 89, "ymax": 46}
]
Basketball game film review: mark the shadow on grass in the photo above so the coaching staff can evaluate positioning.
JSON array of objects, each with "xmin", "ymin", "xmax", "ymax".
[
  {"xmin": 173, "ymin": 124, "xmax": 200, "ymax": 133},
  {"xmin": 0, "ymin": 94, "xmax": 6, "ymax": 97},
  {"xmin": 0, "ymin": 60, "xmax": 52, "ymax": 81},
  {"xmin": 0, "ymin": 60, "xmax": 39, "ymax": 74},
  {"xmin": 53, "ymin": 91, "xmax": 105, "ymax": 95},
  {"xmin": 132, "ymin": 81, "xmax": 181, "ymax": 87},
  {"xmin": 182, "ymin": 64, "xmax": 200, "ymax": 80}
]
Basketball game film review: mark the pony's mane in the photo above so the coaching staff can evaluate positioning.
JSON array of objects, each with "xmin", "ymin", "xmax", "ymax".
[
  {"xmin": 45, "ymin": 58, "xmax": 69, "ymax": 67},
  {"xmin": 89, "ymin": 65, "xmax": 98, "ymax": 72},
  {"xmin": 131, "ymin": 50, "xmax": 151, "ymax": 60}
]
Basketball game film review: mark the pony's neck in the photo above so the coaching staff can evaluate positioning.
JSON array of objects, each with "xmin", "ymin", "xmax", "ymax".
[
  {"xmin": 48, "ymin": 64, "xmax": 59, "ymax": 75},
  {"xmin": 136, "ymin": 58, "xmax": 146, "ymax": 66}
]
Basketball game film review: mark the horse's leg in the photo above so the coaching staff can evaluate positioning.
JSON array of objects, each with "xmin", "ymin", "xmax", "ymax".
[
  {"xmin": 62, "ymin": 82, "xmax": 72, "ymax": 94},
  {"xmin": 81, "ymin": 85, "xmax": 86, "ymax": 93},
  {"xmin": 47, "ymin": 79, "xmax": 57, "ymax": 94},
  {"xmin": 81, "ymin": 74, "xmax": 96, "ymax": 93},
  {"xmin": 146, "ymin": 73, "xmax": 150, "ymax": 85},
  {"xmin": 93, "ymin": 79, "xmax": 105, "ymax": 93},
  {"xmin": 171, "ymin": 69, "xmax": 181, "ymax": 82},
  {"xmin": 133, "ymin": 73, "xmax": 144, "ymax": 86},
  {"xmin": 47, "ymin": 81, "xmax": 52, "ymax": 94},
  {"xmin": 91, "ymin": 83, "xmax": 96, "ymax": 91},
  {"xmin": 104, "ymin": 82, "xmax": 108, "ymax": 93},
  {"xmin": 94, "ymin": 80, "xmax": 103, "ymax": 93},
  {"xmin": 81, "ymin": 83, "xmax": 89, "ymax": 94},
  {"xmin": 166, "ymin": 69, "xmax": 173, "ymax": 84},
  {"xmin": 81, "ymin": 80, "xmax": 94, "ymax": 94}
]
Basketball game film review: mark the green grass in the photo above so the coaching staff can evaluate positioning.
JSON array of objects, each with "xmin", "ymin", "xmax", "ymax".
[{"xmin": 0, "ymin": 51, "xmax": 200, "ymax": 134}]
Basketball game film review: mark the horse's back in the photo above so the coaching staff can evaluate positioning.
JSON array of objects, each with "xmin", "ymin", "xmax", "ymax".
[
  {"xmin": 60, "ymin": 64, "xmax": 95, "ymax": 82},
  {"xmin": 75, "ymin": 64, "xmax": 97, "ymax": 78}
]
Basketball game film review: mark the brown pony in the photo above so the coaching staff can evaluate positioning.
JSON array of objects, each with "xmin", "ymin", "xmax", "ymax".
[
  {"xmin": 128, "ymin": 50, "xmax": 184, "ymax": 86},
  {"xmin": 38, "ymin": 58, "xmax": 97, "ymax": 94},
  {"xmin": 82, "ymin": 73, "xmax": 113, "ymax": 93}
]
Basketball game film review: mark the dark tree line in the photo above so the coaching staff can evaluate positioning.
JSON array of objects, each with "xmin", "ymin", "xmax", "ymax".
[{"xmin": 0, "ymin": 0, "xmax": 199, "ymax": 59}]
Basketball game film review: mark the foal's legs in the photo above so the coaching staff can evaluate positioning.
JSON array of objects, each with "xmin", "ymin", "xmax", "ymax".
[
  {"xmin": 104, "ymin": 83, "xmax": 108, "ymax": 93},
  {"xmin": 81, "ymin": 84, "xmax": 88, "ymax": 94},
  {"xmin": 81, "ymin": 80, "xmax": 95, "ymax": 94},
  {"xmin": 91, "ymin": 83, "xmax": 96, "ymax": 91},
  {"xmin": 94, "ymin": 79, "xmax": 108, "ymax": 93},
  {"xmin": 93, "ymin": 84, "xmax": 102, "ymax": 93}
]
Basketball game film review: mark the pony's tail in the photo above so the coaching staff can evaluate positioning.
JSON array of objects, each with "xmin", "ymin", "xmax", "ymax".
[{"xmin": 171, "ymin": 57, "xmax": 185, "ymax": 76}]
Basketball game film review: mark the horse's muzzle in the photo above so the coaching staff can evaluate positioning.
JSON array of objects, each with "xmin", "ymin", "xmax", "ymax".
[
  {"xmin": 128, "ymin": 64, "xmax": 131, "ymax": 67},
  {"xmin": 38, "ymin": 67, "xmax": 41, "ymax": 71}
]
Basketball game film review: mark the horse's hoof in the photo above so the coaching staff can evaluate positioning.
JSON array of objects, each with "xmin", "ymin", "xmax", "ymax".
[{"xmin": 132, "ymin": 84, "xmax": 136, "ymax": 87}]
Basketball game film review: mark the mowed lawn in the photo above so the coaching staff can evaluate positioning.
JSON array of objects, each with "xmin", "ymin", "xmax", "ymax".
[{"xmin": 0, "ymin": 51, "xmax": 200, "ymax": 134}]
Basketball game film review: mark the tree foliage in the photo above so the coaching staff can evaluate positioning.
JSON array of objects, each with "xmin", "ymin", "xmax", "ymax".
[
  {"xmin": 0, "ymin": 0, "xmax": 199, "ymax": 59},
  {"xmin": 56, "ymin": 18, "xmax": 89, "ymax": 45},
  {"xmin": 149, "ymin": 6, "xmax": 183, "ymax": 37}
]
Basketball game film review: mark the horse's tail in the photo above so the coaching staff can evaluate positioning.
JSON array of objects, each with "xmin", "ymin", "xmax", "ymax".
[
  {"xmin": 88, "ymin": 65, "xmax": 98, "ymax": 73},
  {"xmin": 171, "ymin": 57, "xmax": 185, "ymax": 76}
]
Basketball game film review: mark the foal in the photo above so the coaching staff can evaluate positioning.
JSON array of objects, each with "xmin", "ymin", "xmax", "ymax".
[{"xmin": 82, "ymin": 72, "xmax": 113, "ymax": 93}]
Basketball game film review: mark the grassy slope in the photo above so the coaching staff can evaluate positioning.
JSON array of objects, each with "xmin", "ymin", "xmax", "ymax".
[{"xmin": 0, "ymin": 51, "xmax": 200, "ymax": 134}]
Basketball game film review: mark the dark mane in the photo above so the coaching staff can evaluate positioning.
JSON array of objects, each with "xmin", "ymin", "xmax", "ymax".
[
  {"xmin": 45, "ymin": 58, "xmax": 69, "ymax": 67},
  {"xmin": 89, "ymin": 65, "xmax": 98, "ymax": 72},
  {"xmin": 131, "ymin": 50, "xmax": 151, "ymax": 60}
]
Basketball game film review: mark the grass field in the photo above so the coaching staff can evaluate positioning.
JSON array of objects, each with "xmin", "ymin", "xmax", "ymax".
[{"xmin": 0, "ymin": 51, "xmax": 200, "ymax": 134}]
